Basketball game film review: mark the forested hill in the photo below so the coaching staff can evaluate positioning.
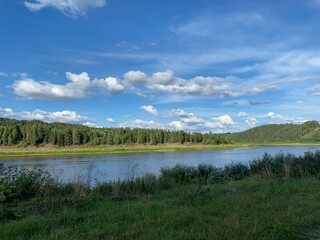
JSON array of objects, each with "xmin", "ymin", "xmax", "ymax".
[
  {"xmin": 0, "ymin": 117, "xmax": 231, "ymax": 147},
  {"xmin": 225, "ymin": 120, "xmax": 320, "ymax": 143}
]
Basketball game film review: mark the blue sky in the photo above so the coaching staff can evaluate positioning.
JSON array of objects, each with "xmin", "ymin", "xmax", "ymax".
[{"xmin": 1, "ymin": 0, "xmax": 320, "ymax": 132}]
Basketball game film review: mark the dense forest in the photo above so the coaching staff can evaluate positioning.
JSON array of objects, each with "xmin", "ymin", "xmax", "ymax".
[
  {"xmin": 0, "ymin": 118, "xmax": 231, "ymax": 147},
  {"xmin": 0, "ymin": 117, "xmax": 319, "ymax": 147},
  {"xmin": 225, "ymin": 120, "xmax": 320, "ymax": 143}
]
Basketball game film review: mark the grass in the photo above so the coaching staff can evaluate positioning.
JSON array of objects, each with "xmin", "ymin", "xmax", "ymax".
[
  {"xmin": 1, "ymin": 178, "xmax": 320, "ymax": 239},
  {"xmin": 0, "ymin": 143, "xmax": 251, "ymax": 158},
  {"xmin": 1, "ymin": 142, "xmax": 320, "ymax": 159}
]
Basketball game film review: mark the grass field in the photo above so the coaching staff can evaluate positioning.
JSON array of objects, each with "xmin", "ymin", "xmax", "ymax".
[{"xmin": 1, "ymin": 178, "xmax": 320, "ymax": 240}]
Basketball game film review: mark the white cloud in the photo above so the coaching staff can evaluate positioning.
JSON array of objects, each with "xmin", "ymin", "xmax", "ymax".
[
  {"xmin": 12, "ymin": 72, "xmax": 125, "ymax": 100},
  {"xmin": 164, "ymin": 109, "xmax": 237, "ymax": 132},
  {"xmin": 264, "ymin": 112, "xmax": 307, "ymax": 123},
  {"xmin": 245, "ymin": 117, "xmax": 259, "ymax": 127},
  {"xmin": 139, "ymin": 105, "xmax": 159, "ymax": 116},
  {"xmin": 93, "ymin": 77, "xmax": 125, "ymax": 94},
  {"xmin": 124, "ymin": 71, "xmax": 148, "ymax": 84},
  {"xmin": 13, "ymin": 72, "xmax": 91, "ymax": 100},
  {"xmin": 0, "ymin": 107, "xmax": 95, "ymax": 124},
  {"xmin": 150, "ymin": 70, "xmax": 174, "ymax": 85},
  {"xmin": 106, "ymin": 118, "xmax": 115, "ymax": 123},
  {"xmin": 118, "ymin": 119, "xmax": 162, "ymax": 129},
  {"xmin": 24, "ymin": 0, "xmax": 106, "ymax": 17},
  {"xmin": 265, "ymin": 112, "xmax": 282, "ymax": 120},
  {"xmin": 211, "ymin": 115, "xmax": 235, "ymax": 126},
  {"xmin": 168, "ymin": 121, "xmax": 185, "ymax": 130},
  {"xmin": 237, "ymin": 112, "xmax": 247, "ymax": 118}
]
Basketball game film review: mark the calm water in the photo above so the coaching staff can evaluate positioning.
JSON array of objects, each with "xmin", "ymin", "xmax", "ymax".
[{"xmin": 1, "ymin": 146, "xmax": 320, "ymax": 182}]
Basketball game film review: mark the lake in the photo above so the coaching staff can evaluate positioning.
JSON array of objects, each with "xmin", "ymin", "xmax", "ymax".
[{"xmin": 1, "ymin": 145, "xmax": 320, "ymax": 183}]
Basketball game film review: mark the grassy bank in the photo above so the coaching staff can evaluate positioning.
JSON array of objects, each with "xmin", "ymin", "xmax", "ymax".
[
  {"xmin": 1, "ymin": 151, "xmax": 320, "ymax": 239},
  {"xmin": 1, "ymin": 178, "xmax": 320, "ymax": 240},
  {"xmin": 0, "ymin": 143, "xmax": 251, "ymax": 158}
]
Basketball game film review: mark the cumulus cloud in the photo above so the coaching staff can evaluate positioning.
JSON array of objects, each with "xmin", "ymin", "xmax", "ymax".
[
  {"xmin": 164, "ymin": 109, "xmax": 236, "ymax": 132},
  {"xmin": 13, "ymin": 72, "xmax": 91, "ymax": 100},
  {"xmin": 0, "ymin": 107, "xmax": 95, "ymax": 124},
  {"xmin": 106, "ymin": 118, "xmax": 115, "ymax": 123},
  {"xmin": 139, "ymin": 105, "xmax": 159, "ymax": 116},
  {"xmin": 93, "ymin": 77, "xmax": 125, "ymax": 94},
  {"xmin": 24, "ymin": 0, "xmax": 106, "ymax": 17},
  {"xmin": 147, "ymin": 71, "xmax": 234, "ymax": 97},
  {"xmin": 245, "ymin": 117, "xmax": 259, "ymax": 127},
  {"xmin": 12, "ymin": 72, "xmax": 124, "ymax": 100},
  {"xmin": 211, "ymin": 115, "xmax": 235, "ymax": 126},
  {"xmin": 168, "ymin": 121, "xmax": 185, "ymax": 130},
  {"xmin": 124, "ymin": 71, "xmax": 148, "ymax": 84},
  {"xmin": 264, "ymin": 112, "xmax": 307, "ymax": 123}
]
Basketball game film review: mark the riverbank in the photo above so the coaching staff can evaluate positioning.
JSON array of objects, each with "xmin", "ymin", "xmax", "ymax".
[
  {"xmin": 1, "ymin": 178, "xmax": 319, "ymax": 240},
  {"xmin": 0, "ymin": 143, "xmax": 252, "ymax": 158}
]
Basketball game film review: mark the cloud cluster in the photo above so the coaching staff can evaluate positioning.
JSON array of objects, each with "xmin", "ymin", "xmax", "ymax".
[
  {"xmin": 24, "ymin": 0, "xmax": 106, "ymax": 16},
  {"xmin": 13, "ymin": 72, "xmax": 124, "ymax": 100},
  {"xmin": 164, "ymin": 109, "xmax": 236, "ymax": 132},
  {"xmin": 264, "ymin": 112, "xmax": 307, "ymax": 123},
  {"xmin": 12, "ymin": 69, "xmax": 315, "ymax": 101},
  {"xmin": 0, "ymin": 107, "xmax": 95, "ymax": 125}
]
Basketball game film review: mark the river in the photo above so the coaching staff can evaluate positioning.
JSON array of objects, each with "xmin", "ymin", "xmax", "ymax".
[{"xmin": 1, "ymin": 146, "xmax": 320, "ymax": 183}]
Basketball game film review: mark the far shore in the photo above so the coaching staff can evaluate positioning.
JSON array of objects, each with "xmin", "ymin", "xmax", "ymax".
[{"xmin": 0, "ymin": 142, "xmax": 320, "ymax": 159}]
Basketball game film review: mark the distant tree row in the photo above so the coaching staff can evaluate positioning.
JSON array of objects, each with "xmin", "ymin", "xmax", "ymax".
[{"xmin": 0, "ymin": 118, "xmax": 232, "ymax": 147}]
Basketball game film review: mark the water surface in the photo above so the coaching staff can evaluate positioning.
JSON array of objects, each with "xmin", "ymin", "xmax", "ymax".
[{"xmin": 1, "ymin": 146, "xmax": 320, "ymax": 182}]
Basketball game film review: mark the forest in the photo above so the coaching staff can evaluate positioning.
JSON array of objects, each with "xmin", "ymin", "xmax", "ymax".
[
  {"xmin": 0, "ymin": 117, "xmax": 319, "ymax": 147},
  {"xmin": 0, "ymin": 117, "xmax": 231, "ymax": 147}
]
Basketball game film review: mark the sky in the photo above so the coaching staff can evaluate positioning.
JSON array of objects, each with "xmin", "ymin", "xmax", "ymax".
[{"xmin": 1, "ymin": 0, "xmax": 320, "ymax": 133}]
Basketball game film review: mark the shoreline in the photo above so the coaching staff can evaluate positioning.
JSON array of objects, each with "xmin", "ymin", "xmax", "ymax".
[
  {"xmin": 0, "ymin": 142, "xmax": 320, "ymax": 159},
  {"xmin": 0, "ymin": 144, "xmax": 248, "ymax": 159}
]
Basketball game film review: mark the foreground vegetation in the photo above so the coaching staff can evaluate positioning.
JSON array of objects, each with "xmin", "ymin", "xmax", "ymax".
[{"xmin": 1, "ymin": 151, "xmax": 320, "ymax": 239}]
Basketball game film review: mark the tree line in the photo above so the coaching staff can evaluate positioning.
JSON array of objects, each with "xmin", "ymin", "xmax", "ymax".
[{"xmin": 0, "ymin": 118, "xmax": 232, "ymax": 147}]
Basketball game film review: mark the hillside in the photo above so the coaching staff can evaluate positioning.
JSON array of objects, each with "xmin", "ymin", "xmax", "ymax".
[{"xmin": 227, "ymin": 120, "xmax": 320, "ymax": 143}]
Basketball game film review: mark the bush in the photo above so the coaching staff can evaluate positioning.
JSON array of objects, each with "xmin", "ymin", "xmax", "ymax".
[{"xmin": 224, "ymin": 163, "xmax": 250, "ymax": 180}]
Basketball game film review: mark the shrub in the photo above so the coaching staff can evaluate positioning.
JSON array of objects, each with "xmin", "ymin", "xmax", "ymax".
[{"xmin": 224, "ymin": 163, "xmax": 250, "ymax": 180}]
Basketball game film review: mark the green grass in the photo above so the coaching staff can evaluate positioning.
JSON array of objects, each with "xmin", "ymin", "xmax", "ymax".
[
  {"xmin": 1, "ymin": 178, "xmax": 320, "ymax": 240},
  {"xmin": 1, "ymin": 142, "xmax": 320, "ymax": 159},
  {"xmin": 0, "ymin": 143, "xmax": 251, "ymax": 158}
]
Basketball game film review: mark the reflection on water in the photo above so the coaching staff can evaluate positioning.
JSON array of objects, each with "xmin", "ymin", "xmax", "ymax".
[{"xmin": 1, "ymin": 146, "xmax": 320, "ymax": 182}]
